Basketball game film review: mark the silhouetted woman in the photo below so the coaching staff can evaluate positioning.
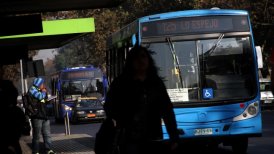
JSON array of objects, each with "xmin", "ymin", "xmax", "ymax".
[{"xmin": 104, "ymin": 45, "xmax": 179, "ymax": 154}]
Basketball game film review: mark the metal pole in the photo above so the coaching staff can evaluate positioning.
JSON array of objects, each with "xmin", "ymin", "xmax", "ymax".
[
  {"xmin": 21, "ymin": 60, "xmax": 32, "ymax": 136},
  {"xmin": 66, "ymin": 112, "xmax": 71, "ymax": 135},
  {"xmin": 29, "ymin": 118, "xmax": 33, "ymax": 136},
  {"xmin": 20, "ymin": 59, "xmax": 24, "ymax": 94},
  {"xmin": 24, "ymin": 79, "xmax": 28, "ymax": 94},
  {"xmin": 64, "ymin": 112, "xmax": 68, "ymax": 135}
]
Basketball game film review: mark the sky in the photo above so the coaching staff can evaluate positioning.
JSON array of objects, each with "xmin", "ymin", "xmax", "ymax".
[{"xmin": 33, "ymin": 49, "xmax": 58, "ymax": 63}]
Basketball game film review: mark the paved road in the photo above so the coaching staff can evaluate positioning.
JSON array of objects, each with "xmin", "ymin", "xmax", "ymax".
[{"xmin": 21, "ymin": 110, "xmax": 274, "ymax": 153}]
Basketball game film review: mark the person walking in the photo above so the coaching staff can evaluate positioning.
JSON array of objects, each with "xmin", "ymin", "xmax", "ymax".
[
  {"xmin": 27, "ymin": 77, "xmax": 56, "ymax": 154},
  {"xmin": 103, "ymin": 45, "xmax": 180, "ymax": 154}
]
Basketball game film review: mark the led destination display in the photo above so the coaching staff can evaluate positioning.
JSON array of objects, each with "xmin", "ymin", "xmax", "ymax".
[{"xmin": 141, "ymin": 16, "xmax": 249, "ymax": 37}]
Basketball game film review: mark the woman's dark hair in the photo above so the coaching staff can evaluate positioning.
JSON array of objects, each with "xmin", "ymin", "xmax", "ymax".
[{"xmin": 123, "ymin": 45, "xmax": 159, "ymax": 78}]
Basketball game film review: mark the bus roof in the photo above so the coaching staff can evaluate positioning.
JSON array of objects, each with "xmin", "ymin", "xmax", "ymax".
[
  {"xmin": 107, "ymin": 9, "xmax": 249, "ymax": 47},
  {"xmin": 139, "ymin": 9, "xmax": 248, "ymax": 23}
]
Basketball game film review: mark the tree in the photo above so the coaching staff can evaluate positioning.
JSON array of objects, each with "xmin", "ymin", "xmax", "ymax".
[
  {"xmin": 1, "ymin": 50, "xmax": 37, "ymax": 81},
  {"xmin": 44, "ymin": 59, "xmax": 56, "ymax": 75},
  {"xmin": 5, "ymin": 0, "xmax": 272, "ymax": 78},
  {"xmin": 50, "ymin": 0, "xmax": 273, "ymax": 73},
  {"xmin": 88, "ymin": 0, "xmax": 196, "ymax": 70}
]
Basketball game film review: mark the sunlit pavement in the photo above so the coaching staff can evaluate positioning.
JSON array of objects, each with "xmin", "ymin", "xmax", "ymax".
[
  {"xmin": 20, "ymin": 133, "xmax": 95, "ymax": 154},
  {"xmin": 20, "ymin": 110, "xmax": 274, "ymax": 154}
]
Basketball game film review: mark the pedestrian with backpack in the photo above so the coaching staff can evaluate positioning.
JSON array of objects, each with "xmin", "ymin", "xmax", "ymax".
[{"xmin": 27, "ymin": 77, "xmax": 56, "ymax": 154}]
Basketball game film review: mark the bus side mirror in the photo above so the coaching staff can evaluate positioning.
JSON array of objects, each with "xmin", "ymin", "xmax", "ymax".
[{"xmin": 256, "ymin": 46, "xmax": 263, "ymax": 69}]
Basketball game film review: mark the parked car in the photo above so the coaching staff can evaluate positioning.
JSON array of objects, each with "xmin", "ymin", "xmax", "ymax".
[
  {"xmin": 259, "ymin": 78, "xmax": 274, "ymax": 109},
  {"xmin": 71, "ymin": 98, "xmax": 106, "ymax": 123}
]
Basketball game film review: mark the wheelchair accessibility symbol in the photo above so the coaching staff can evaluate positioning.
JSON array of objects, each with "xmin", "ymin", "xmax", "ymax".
[{"xmin": 203, "ymin": 88, "xmax": 213, "ymax": 99}]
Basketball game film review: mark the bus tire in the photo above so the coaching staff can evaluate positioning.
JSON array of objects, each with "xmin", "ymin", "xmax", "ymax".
[{"xmin": 232, "ymin": 137, "xmax": 248, "ymax": 154}]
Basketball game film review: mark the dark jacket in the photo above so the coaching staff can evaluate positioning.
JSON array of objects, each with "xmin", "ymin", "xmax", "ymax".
[
  {"xmin": 0, "ymin": 79, "xmax": 25, "ymax": 153},
  {"xmin": 28, "ymin": 86, "xmax": 48, "ymax": 120},
  {"xmin": 104, "ymin": 75, "xmax": 179, "ymax": 143},
  {"xmin": 3, "ymin": 106, "xmax": 25, "ymax": 153}
]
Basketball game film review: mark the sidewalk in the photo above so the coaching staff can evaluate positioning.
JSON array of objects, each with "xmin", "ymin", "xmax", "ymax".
[{"xmin": 20, "ymin": 133, "xmax": 95, "ymax": 154}]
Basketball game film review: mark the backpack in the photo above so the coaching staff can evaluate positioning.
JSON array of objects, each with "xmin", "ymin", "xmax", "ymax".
[{"xmin": 22, "ymin": 93, "xmax": 39, "ymax": 117}]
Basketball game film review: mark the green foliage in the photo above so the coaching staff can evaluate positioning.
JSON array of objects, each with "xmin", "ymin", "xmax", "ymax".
[
  {"xmin": 0, "ymin": 50, "xmax": 37, "ymax": 82},
  {"xmin": 53, "ymin": 51, "xmax": 66, "ymax": 70},
  {"xmin": 54, "ymin": 36, "xmax": 93, "ymax": 70},
  {"xmin": 50, "ymin": 0, "xmax": 197, "ymax": 71}
]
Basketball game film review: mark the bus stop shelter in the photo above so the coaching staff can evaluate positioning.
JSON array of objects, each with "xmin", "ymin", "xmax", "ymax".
[
  {"xmin": 0, "ymin": 0, "xmax": 124, "ymax": 65},
  {"xmin": 0, "ymin": 17, "xmax": 95, "ymax": 65}
]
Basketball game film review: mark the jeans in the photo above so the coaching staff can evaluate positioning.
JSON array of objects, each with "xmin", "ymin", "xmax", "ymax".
[{"xmin": 31, "ymin": 119, "xmax": 52, "ymax": 153}]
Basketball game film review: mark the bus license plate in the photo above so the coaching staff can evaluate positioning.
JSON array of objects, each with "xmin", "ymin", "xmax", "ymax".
[{"xmin": 194, "ymin": 128, "xmax": 213, "ymax": 136}]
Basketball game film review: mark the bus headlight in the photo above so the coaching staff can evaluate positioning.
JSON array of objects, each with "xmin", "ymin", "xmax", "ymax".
[
  {"xmin": 63, "ymin": 105, "xmax": 72, "ymax": 111},
  {"xmin": 233, "ymin": 101, "xmax": 259, "ymax": 121},
  {"xmin": 247, "ymin": 106, "xmax": 257, "ymax": 115}
]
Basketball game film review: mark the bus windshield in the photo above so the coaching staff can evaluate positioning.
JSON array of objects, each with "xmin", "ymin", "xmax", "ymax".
[
  {"xmin": 61, "ymin": 78, "xmax": 104, "ymax": 98},
  {"xmin": 144, "ymin": 36, "xmax": 257, "ymax": 103}
]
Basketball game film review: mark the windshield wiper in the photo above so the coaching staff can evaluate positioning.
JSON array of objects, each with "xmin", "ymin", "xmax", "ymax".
[
  {"xmin": 201, "ymin": 34, "xmax": 224, "ymax": 89},
  {"xmin": 204, "ymin": 33, "xmax": 224, "ymax": 57},
  {"xmin": 166, "ymin": 37, "xmax": 184, "ymax": 88}
]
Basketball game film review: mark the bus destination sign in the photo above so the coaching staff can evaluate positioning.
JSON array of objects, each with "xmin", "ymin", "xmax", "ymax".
[
  {"xmin": 141, "ymin": 16, "xmax": 249, "ymax": 37},
  {"xmin": 61, "ymin": 70, "xmax": 95, "ymax": 80}
]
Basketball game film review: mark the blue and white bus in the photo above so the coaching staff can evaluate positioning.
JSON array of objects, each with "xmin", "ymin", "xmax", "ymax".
[
  {"xmin": 50, "ymin": 66, "xmax": 108, "ymax": 123},
  {"xmin": 106, "ymin": 8, "xmax": 262, "ymax": 153}
]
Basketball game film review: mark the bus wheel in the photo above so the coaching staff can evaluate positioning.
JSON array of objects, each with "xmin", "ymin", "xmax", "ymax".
[{"xmin": 232, "ymin": 137, "xmax": 248, "ymax": 154}]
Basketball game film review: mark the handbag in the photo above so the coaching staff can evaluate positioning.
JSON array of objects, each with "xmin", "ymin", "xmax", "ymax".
[{"xmin": 95, "ymin": 118, "xmax": 124, "ymax": 154}]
